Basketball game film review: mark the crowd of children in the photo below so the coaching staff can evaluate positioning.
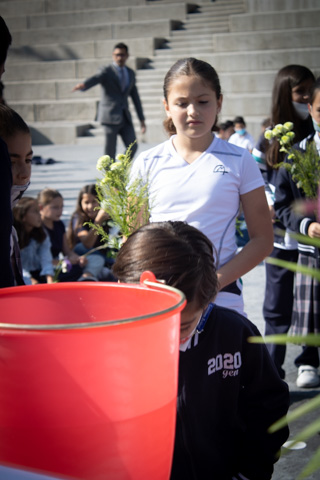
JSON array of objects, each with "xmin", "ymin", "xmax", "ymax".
[{"xmin": 2, "ymin": 11, "xmax": 320, "ymax": 478}]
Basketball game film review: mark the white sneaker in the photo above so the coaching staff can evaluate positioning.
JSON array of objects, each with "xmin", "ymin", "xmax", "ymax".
[{"xmin": 296, "ymin": 365, "xmax": 320, "ymax": 388}]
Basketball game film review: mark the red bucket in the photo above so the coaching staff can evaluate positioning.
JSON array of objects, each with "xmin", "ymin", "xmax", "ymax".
[{"xmin": 0, "ymin": 272, "xmax": 185, "ymax": 480}]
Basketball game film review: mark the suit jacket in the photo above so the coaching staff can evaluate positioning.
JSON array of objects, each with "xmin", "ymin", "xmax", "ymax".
[{"xmin": 83, "ymin": 64, "xmax": 145, "ymax": 126}]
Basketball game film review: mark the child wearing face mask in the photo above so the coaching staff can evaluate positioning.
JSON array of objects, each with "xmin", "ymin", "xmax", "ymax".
[
  {"xmin": 274, "ymin": 76, "xmax": 320, "ymax": 388},
  {"xmin": 253, "ymin": 65, "xmax": 315, "ymax": 384},
  {"xmin": 0, "ymin": 104, "xmax": 33, "ymax": 285},
  {"xmin": 113, "ymin": 220, "xmax": 289, "ymax": 480},
  {"xmin": 228, "ymin": 116, "xmax": 255, "ymax": 152}
]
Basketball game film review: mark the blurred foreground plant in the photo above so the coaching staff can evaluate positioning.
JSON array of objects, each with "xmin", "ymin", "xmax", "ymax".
[{"xmin": 249, "ymin": 230, "xmax": 320, "ymax": 479}]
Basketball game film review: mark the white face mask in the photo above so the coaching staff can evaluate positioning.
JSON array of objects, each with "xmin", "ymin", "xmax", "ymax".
[
  {"xmin": 292, "ymin": 101, "xmax": 310, "ymax": 120},
  {"xmin": 312, "ymin": 118, "xmax": 320, "ymax": 133},
  {"xmin": 11, "ymin": 182, "xmax": 30, "ymax": 208}
]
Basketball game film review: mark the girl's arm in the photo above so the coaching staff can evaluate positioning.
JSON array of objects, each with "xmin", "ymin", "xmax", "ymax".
[
  {"xmin": 38, "ymin": 234, "xmax": 55, "ymax": 283},
  {"xmin": 61, "ymin": 232, "xmax": 87, "ymax": 266},
  {"xmin": 217, "ymin": 186, "xmax": 273, "ymax": 289},
  {"xmin": 77, "ymin": 209, "xmax": 109, "ymax": 249}
]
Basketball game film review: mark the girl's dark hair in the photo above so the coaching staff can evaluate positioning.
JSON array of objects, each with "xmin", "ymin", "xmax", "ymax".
[
  {"xmin": 310, "ymin": 76, "xmax": 320, "ymax": 104},
  {"xmin": 0, "ymin": 104, "xmax": 30, "ymax": 140},
  {"xmin": 13, "ymin": 197, "xmax": 46, "ymax": 249},
  {"xmin": 0, "ymin": 16, "xmax": 12, "ymax": 66},
  {"xmin": 233, "ymin": 116, "xmax": 246, "ymax": 126},
  {"xmin": 67, "ymin": 184, "xmax": 98, "ymax": 248},
  {"xmin": 163, "ymin": 57, "xmax": 222, "ymax": 136},
  {"xmin": 266, "ymin": 64, "xmax": 315, "ymax": 168},
  {"xmin": 37, "ymin": 188, "xmax": 62, "ymax": 207},
  {"xmin": 113, "ymin": 221, "xmax": 219, "ymax": 308}
]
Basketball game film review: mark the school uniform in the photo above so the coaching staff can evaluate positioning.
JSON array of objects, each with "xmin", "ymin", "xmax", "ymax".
[
  {"xmin": 131, "ymin": 135, "xmax": 264, "ymax": 315},
  {"xmin": 171, "ymin": 303, "xmax": 289, "ymax": 480},
  {"xmin": 274, "ymin": 133, "xmax": 320, "ymax": 368}
]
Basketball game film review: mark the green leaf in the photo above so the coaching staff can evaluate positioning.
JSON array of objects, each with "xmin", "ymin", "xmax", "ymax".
[
  {"xmin": 273, "ymin": 228, "xmax": 320, "ymax": 248},
  {"xmin": 297, "ymin": 445, "xmax": 320, "ymax": 479},
  {"xmin": 268, "ymin": 394, "xmax": 320, "ymax": 433},
  {"xmin": 289, "ymin": 415, "xmax": 320, "ymax": 445},
  {"xmin": 248, "ymin": 333, "xmax": 320, "ymax": 347},
  {"xmin": 265, "ymin": 257, "xmax": 320, "ymax": 281}
]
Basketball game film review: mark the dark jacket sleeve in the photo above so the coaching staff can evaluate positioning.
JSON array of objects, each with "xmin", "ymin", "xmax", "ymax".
[
  {"xmin": 274, "ymin": 161, "xmax": 315, "ymax": 236},
  {"xmin": 129, "ymin": 73, "xmax": 145, "ymax": 122},
  {"xmin": 83, "ymin": 69, "xmax": 104, "ymax": 90},
  {"xmin": 238, "ymin": 322, "xmax": 290, "ymax": 480},
  {"xmin": 0, "ymin": 138, "xmax": 14, "ymax": 287}
]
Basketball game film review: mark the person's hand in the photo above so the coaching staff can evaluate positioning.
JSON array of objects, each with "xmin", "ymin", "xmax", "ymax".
[
  {"xmin": 78, "ymin": 255, "xmax": 88, "ymax": 267},
  {"xmin": 94, "ymin": 209, "xmax": 109, "ymax": 225},
  {"xmin": 68, "ymin": 252, "xmax": 80, "ymax": 265},
  {"xmin": 140, "ymin": 121, "xmax": 146, "ymax": 134},
  {"xmin": 308, "ymin": 222, "xmax": 320, "ymax": 238},
  {"xmin": 72, "ymin": 83, "xmax": 85, "ymax": 92}
]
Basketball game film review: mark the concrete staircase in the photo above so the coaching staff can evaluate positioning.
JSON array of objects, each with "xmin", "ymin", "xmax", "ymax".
[{"xmin": 2, "ymin": 0, "xmax": 320, "ymax": 145}]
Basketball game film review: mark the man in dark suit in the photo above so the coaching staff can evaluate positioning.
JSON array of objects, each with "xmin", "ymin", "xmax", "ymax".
[{"xmin": 73, "ymin": 42, "xmax": 146, "ymax": 158}]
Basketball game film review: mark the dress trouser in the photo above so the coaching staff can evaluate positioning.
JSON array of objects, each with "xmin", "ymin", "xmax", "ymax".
[
  {"xmin": 103, "ymin": 117, "xmax": 137, "ymax": 159},
  {"xmin": 263, "ymin": 247, "xmax": 298, "ymax": 378}
]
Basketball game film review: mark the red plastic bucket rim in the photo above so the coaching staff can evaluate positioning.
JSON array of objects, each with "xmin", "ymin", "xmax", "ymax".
[{"xmin": 0, "ymin": 271, "xmax": 186, "ymax": 331}]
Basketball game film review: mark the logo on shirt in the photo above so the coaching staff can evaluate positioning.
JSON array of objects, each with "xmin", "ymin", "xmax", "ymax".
[
  {"xmin": 213, "ymin": 165, "xmax": 228, "ymax": 174},
  {"xmin": 208, "ymin": 352, "xmax": 242, "ymax": 378}
]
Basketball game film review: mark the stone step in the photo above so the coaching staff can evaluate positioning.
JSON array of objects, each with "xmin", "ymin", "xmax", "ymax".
[
  {"xmin": 4, "ymin": 70, "xmax": 288, "ymax": 103},
  {"xmin": 8, "ymin": 99, "xmax": 98, "ymax": 124},
  {"xmin": 7, "ymin": 37, "xmax": 166, "ymax": 63},
  {"xmin": 170, "ymin": 24, "xmax": 229, "ymax": 35},
  {"xmin": 230, "ymin": 9, "xmax": 320, "ymax": 32},
  {"xmin": 0, "ymin": 0, "xmax": 145, "ymax": 16},
  {"xmin": 141, "ymin": 47, "xmax": 320, "ymax": 73},
  {"xmin": 10, "ymin": 3, "xmax": 194, "ymax": 31},
  {"xmin": 30, "ymin": 121, "xmax": 93, "ymax": 145},
  {"xmin": 185, "ymin": 9, "xmax": 245, "ymax": 23},
  {"xmin": 160, "ymin": 34, "xmax": 213, "ymax": 47},
  {"xmin": 212, "ymin": 27, "xmax": 320, "ymax": 52},
  {"xmin": 4, "ymin": 57, "xmax": 148, "ymax": 82},
  {"xmin": 7, "ymin": 19, "xmax": 182, "ymax": 47},
  {"xmin": 154, "ymin": 44, "xmax": 214, "ymax": 56},
  {"xmin": 247, "ymin": 0, "xmax": 319, "ymax": 12},
  {"xmin": 6, "ymin": 43, "xmax": 319, "ymax": 85},
  {"xmin": 8, "ymin": 91, "xmax": 272, "ymax": 126}
]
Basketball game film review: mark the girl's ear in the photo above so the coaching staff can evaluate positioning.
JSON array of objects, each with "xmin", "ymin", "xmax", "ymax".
[
  {"xmin": 308, "ymin": 103, "xmax": 312, "ymax": 114},
  {"xmin": 216, "ymin": 94, "xmax": 223, "ymax": 115},
  {"xmin": 163, "ymin": 98, "xmax": 171, "ymax": 118}
]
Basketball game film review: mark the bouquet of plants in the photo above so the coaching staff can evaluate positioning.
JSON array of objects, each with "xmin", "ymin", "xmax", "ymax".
[
  {"xmin": 91, "ymin": 143, "xmax": 150, "ymax": 253},
  {"xmin": 264, "ymin": 122, "xmax": 320, "ymax": 201}
]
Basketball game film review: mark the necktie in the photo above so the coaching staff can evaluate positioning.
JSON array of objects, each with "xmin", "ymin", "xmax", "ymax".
[{"xmin": 120, "ymin": 67, "xmax": 126, "ymax": 91}]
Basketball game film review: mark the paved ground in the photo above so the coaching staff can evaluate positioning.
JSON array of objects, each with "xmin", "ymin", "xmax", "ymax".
[{"xmin": 28, "ymin": 140, "xmax": 320, "ymax": 480}]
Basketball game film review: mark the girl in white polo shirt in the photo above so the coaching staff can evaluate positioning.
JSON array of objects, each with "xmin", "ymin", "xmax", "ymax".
[{"xmin": 130, "ymin": 57, "xmax": 273, "ymax": 315}]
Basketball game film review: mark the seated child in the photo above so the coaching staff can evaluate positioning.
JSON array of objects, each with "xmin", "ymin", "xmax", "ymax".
[
  {"xmin": 67, "ymin": 184, "xmax": 116, "ymax": 281},
  {"xmin": 0, "ymin": 104, "xmax": 33, "ymax": 286},
  {"xmin": 113, "ymin": 221, "xmax": 290, "ymax": 480},
  {"xmin": 13, "ymin": 197, "xmax": 54, "ymax": 285},
  {"xmin": 38, "ymin": 187, "xmax": 89, "ymax": 282},
  {"xmin": 229, "ymin": 115, "xmax": 255, "ymax": 152}
]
